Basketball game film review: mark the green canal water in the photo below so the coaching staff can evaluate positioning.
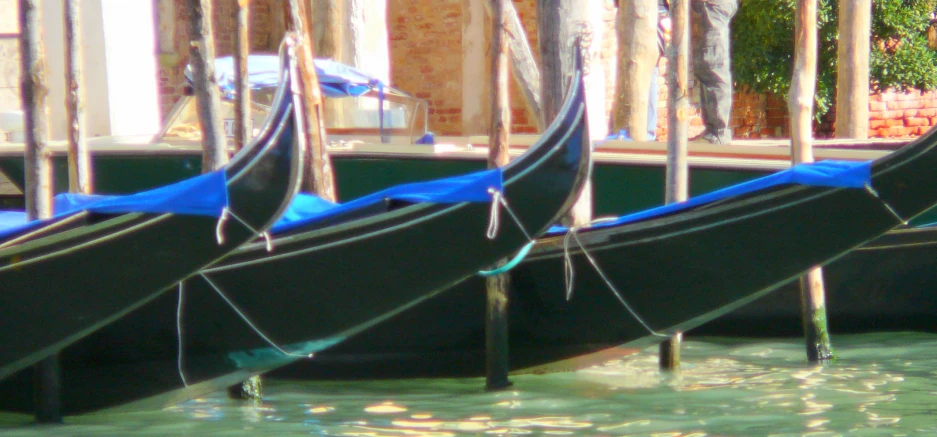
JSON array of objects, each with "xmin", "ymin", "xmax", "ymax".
[{"xmin": 2, "ymin": 332, "xmax": 936, "ymax": 436}]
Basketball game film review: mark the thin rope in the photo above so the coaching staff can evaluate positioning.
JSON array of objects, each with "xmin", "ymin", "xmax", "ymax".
[
  {"xmin": 562, "ymin": 225, "xmax": 668, "ymax": 338},
  {"xmin": 865, "ymin": 184, "xmax": 908, "ymax": 225},
  {"xmin": 176, "ymin": 282, "xmax": 189, "ymax": 387},
  {"xmin": 562, "ymin": 217, "xmax": 620, "ymax": 300},
  {"xmin": 498, "ymin": 193, "xmax": 533, "ymax": 241},
  {"xmin": 486, "ymin": 188, "xmax": 533, "ymax": 242},
  {"xmin": 215, "ymin": 207, "xmax": 275, "ymax": 251},
  {"xmin": 486, "ymin": 189, "xmax": 502, "ymax": 239},
  {"xmin": 199, "ymin": 273, "xmax": 312, "ymax": 358},
  {"xmin": 215, "ymin": 208, "xmax": 230, "ymax": 244}
]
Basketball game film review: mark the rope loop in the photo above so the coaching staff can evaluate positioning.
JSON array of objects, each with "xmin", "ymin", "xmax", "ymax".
[
  {"xmin": 486, "ymin": 188, "xmax": 503, "ymax": 240},
  {"xmin": 215, "ymin": 207, "xmax": 230, "ymax": 245}
]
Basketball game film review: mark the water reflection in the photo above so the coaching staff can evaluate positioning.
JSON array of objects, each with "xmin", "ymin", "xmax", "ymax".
[{"xmin": 3, "ymin": 333, "xmax": 937, "ymax": 436}]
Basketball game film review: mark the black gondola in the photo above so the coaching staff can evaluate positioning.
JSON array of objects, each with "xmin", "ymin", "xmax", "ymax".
[
  {"xmin": 0, "ymin": 43, "xmax": 303, "ymax": 382},
  {"xmin": 269, "ymin": 122, "xmax": 937, "ymax": 380},
  {"xmin": 695, "ymin": 224, "xmax": 937, "ymax": 336},
  {"xmin": 0, "ymin": 45, "xmax": 593, "ymax": 413}
]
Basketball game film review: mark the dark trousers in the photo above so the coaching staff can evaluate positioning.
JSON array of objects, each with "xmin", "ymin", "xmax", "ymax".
[{"xmin": 692, "ymin": 0, "xmax": 738, "ymax": 138}]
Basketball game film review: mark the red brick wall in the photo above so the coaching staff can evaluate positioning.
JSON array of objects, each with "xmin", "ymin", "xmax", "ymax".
[
  {"xmin": 868, "ymin": 90, "xmax": 937, "ymax": 138},
  {"xmin": 157, "ymin": 1, "xmax": 935, "ymax": 141},
  {"xmin": 388, "ymin": 0, "xmax": 464, "ymax": 135},
  {"xmin": 158, "ymin": 0, "xmax": 276, "ymax": 119},
  {"xmin": 387, "ymin": 0, "xmax": 541, "ymax": 135}
]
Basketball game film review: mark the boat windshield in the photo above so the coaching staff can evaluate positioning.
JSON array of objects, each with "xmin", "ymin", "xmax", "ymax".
[{"xmin": 159, "ymin": 87, "xmax": 429, "ymax": 145}]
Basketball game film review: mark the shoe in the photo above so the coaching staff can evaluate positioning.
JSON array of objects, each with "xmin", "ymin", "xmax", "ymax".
[{"xmin": 701, "ymin": 129, "xmax": 732, "ymax": 145}]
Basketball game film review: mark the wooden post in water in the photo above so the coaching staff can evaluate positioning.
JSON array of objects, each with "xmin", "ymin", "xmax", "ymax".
[
  {"xmin": 485, "ymin": 0, "xmax": 512, "ymax": 391},
  {"xmin": 612, "ymin": 0, "xmax": 658, "ymax": 141},
  {"xmin": 187, "ymin": 0, "xmax": 228, "ymax": 172},
  {"xmin": 660, "ymin": 0, "xmax": 689, "ymax": 372},
  {"xmin": 65, "ymin": 0, "xmax": 91, "ymax": 194},
  {"xmin": 659, "ymin": 331, "xmax": 682, "ymax": 369},
  {"xmin": 481, "ymin": 0, "xmax": 543, "ymax": 130},
  {"xmin": 538, "ymin": 0, "xmax": 593, "ymax": 228},
  {"xmin": 790, "ymin": 0, "xmax": 832, "ymax": 363},
  {"xmin": 232, "ymin": 0, "xmax": 251, "ymax": 152},
  {"xmin": 665, "ymin": 0, "xmax": 689, "ymax": 206},
  {"xmin": 19, "ymin": 0, "xmax": 59, "ymax": 423},
  {"xmin": 834, "ymin": 0, "xmax": 870, "ymax": 140},
  {"xmin": 226, "ymin": 0, "xmax": 264, "ymax": 402},
  {"xmin": 289, "ymin": 0, "xmax": 337, "ymax": 200},
  {"xmin": 227, "ymin": 375, "xmax": 263, "ymax": 402}
]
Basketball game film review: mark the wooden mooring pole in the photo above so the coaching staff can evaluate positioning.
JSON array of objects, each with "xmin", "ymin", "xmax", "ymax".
[
  {"xmin": 790, "ymin": 0, "xmax": 832, "ymax": 363},
  {"xmin": 480, "ymin": 0, "xmax": 543, "ymax": 130},
  {"xmin": 186, "ymin": 0, "xmax": 228, "ymax": 172},
  {"xmin": 65, "ymin": 0, "xmax": 91, "ymax": 194},
  {"xmin": 613, "ymin": 0, "xmax": 657, "ymax": 142},
  {"xmin": 232, "ymin": 0, "xmax": 251, "ymax": 152},
  {"xmin": 289, "ymin": 0, "xmax": 337, "ymax": 200},
  {"xmin": 19, "ymin": 0, "xmax": 58, "ymax": 423},
  {"xmin": 660, "ymin": 0, "xmax": 689, "ymax": 372},
  {"xmin": 485, "ymin": 0, "xmax": 512, "ymax": 391},
  {"xmin": 225, "ymin": 0, "xmax": 263, "ymax": 402},
  {"xmin": 834, "ymin": 0, "xmax": 871, "ymax": 140}
]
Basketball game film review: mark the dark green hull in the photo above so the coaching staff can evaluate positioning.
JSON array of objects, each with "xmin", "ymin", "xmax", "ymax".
[
  {"xmin": 269, "ymin": 127, "xmax": 937, "ymax": 380},
  {"xmin": 4, "ymin": 147, "xmax": 934, "ymax": 226},
  {"xmin": 0, "ymin": 152, "xmax": 809, "ymax": 215},
  {"xmin": 695, "ymin": 225, "xmax": 937, "ymax": 337},
  {"xmin": 0, "ymin": 57, "xmax": 595, "ymax": 414},
  {"xmin": 0, "ymin": 68, "xmax": 302, "ymax": 382}
]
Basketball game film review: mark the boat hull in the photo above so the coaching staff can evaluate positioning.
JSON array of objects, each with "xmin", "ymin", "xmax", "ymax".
[
  {"xmin": 268, "ymin": 129, "xmax": 937, "ymax": 380},
  {"xmin": 0, "ymin": 55, "xmax": 593, "ymax": 414},
  {"xmin": 0, "ymin": 79, "xmax": 300, "ymax": 383}
]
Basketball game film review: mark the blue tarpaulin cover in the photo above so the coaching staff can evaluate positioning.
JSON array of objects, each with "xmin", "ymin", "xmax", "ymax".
[
  {"xmin": 0, "ymin": 170, "xmax": 229, "ymax": 240},
  {"xmin": 271, "ymin": 167, "xmax": 504, "ymax": 234},
  {"xmin": 195, "ymin": 55, "xmax": 382, "ymax": 99},
  {"xmin": 548, "ymin": 160, "xmax": 873, "ymax": 234}
]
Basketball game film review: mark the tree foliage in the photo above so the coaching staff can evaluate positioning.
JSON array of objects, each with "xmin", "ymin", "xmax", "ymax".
[{"xmin": 731, "ymin": 0, "xmax": 937, "ymax": 118}]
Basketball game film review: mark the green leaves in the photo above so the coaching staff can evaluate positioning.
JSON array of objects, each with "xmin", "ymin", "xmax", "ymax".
[{"xmin": 731, "ymin": 0, "xmax": 937, "ymax": 119}]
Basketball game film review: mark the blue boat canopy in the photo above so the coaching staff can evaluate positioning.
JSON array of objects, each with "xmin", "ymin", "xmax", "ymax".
[
  {"xmin": 0, "ymin": 170, "xmax": 229, "ymax": 239},
  {"xmin": 271, "ymin": 167, "xmax": 504, "ymax": 234},
  {"xmin": 186, "ymin": 55, "xmax": 384, "ymax": 99},
  {"xmin": 548, "ymin": 160, "xmax": 873, "ymax": 234}
]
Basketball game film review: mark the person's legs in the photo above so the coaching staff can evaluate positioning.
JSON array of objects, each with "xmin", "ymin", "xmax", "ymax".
[{"xmin": 692, "ymin": 0, "xmax": 738, "ymax": 144}]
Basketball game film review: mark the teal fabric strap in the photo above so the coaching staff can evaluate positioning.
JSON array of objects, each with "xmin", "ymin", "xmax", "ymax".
[{"xmin": 478, "ymin": 241, "xmax": 536, "ymax": 277}]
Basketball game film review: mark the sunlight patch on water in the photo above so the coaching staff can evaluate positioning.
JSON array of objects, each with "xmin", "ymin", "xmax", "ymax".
[{"xmin": 5, "ymin": 334, "xmax": 937, "ymax": 436}]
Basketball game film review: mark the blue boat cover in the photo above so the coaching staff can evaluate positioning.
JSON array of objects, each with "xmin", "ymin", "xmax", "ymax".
[
  {"xmin": 271, "ymin": 167, "xmax": 504, "ymax": 234},
  {"xmin": 199, "ymin": 55, "xmax": 382, "ymax": 99},
  {"xmin": 0, "ymin": 170, "xmax": 228, "ymax": 240},
  {"xmin": 548, "ymin": 160, "xmax": 872, "ymax": 234}
]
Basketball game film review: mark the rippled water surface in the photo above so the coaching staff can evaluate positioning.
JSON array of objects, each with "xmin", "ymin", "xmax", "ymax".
[{"xmin": 3, "ymin": 332, "xmax": 937, "ymax": 436}]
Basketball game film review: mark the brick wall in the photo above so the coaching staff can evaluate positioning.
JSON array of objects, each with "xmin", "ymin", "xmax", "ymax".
[
  {"xmin": 158, "ymin": 0, "xmax": 276, "ymax": 119},
  {"xmin": 868, "ymin": 90, "xmax": 937, "ymax": 138},
  {"xmin": 388, "ymin": 0, "xmax": 464, "ymax": 136},
  {"xmin": 154, "ymin": 1, "xmax": 935, "ymax": 141}
]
